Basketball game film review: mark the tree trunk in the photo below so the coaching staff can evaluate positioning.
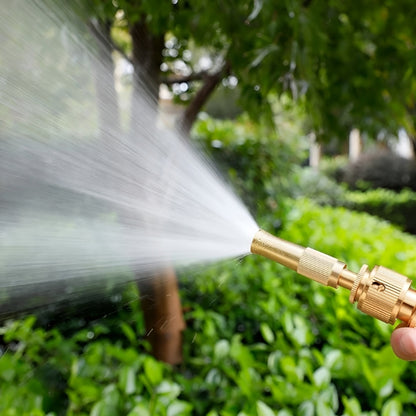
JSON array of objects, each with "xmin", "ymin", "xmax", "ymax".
[
  {"xmin": 130, "ymin": 19, "xmax": 164, "ymax": 111},
  {"xmin": 140, "ymin": 269, "xmax": 186, "ymax": 364},
  {"xmin": 129, "ymin": 17, "xmax": 186, "ymax": 365}
]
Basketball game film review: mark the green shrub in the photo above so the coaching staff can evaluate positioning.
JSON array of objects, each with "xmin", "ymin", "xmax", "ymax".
[
  {"xmin": 181, "ymin": 200, "xmax": 416, "ymax": 415},
  {"xmin": 319, "ymin": 156, "xmax": 349, "ymax": 183},
  {"xmin": 341, "ymin": 150, "xmax": 416, "ymax": 191},
  {"xmin": 2, "ymin": 200, "xmax": 416, "ymax": 415},
  {"xmin": 192, "ymin": 115, "xmax": 306, "ymax": 216},
  {"xmin": 289, "ymin": 167, "xmax": 347, "ymax": 206},
  {"xmin": 294, "ymin": 161, "xmax": 416, "ymax": 235},
  {"xmin": 343, "ymin": 188, "xmax": 416, "ymax": 234},
  {"xmin": 0, "ymin": 316, "xmax": 72, "ymax": 416}
]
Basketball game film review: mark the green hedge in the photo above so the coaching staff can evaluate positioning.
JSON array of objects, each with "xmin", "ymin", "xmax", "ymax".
[
  {"xmin": 291, "ymin": 162, "xmax": 416, "ymax": 236},
  {"xmin": 341, "ymin": 150, "xmax": 416, "ymax": 192},
  {"xmin": 2, "ymin": 199, "xmax": 416, "ymax": 415},
  {"xmin": 343, "ymin": 188, "xmax": 416, "ymax": 235}
]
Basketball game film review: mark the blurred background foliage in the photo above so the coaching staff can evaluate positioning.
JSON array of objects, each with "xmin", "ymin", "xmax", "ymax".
[{"xmin": 3, "ymin": 0, "xmax": 416, "ymax": 415}]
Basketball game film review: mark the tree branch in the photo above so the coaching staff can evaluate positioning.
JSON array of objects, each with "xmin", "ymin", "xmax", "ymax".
[
  {"xmin": 161, "ymin": 71, "xmax": 210, "ymax": 85},
  {"xmin": 179, "ymin": 62, "xmax": 230, "ymax": 134}
]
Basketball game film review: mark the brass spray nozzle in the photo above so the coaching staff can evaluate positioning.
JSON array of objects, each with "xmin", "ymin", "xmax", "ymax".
[{"xmin": 251, "ymin": 229, "xmax": 416, "ymax": 327}]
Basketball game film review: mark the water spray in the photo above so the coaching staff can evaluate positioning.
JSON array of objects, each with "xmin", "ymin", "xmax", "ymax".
[{"xmin": 251, "ymin": 229, "xmax": 416, "ymax": 327}]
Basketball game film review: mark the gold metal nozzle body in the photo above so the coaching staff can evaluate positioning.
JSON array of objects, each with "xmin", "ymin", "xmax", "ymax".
[{"xmin": 251, "ymin": 229, "xmax": 416, "ymax": 327}]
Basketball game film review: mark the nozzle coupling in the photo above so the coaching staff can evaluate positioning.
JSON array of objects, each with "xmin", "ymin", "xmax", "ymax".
[{"xmin": 251, "ymin": 229, "xmax": 416, "ymax": 327}]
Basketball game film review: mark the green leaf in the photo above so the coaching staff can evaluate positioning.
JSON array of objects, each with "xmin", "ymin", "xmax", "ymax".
[
  {"xmin": 267, "ymin": 351, "xmax": 282, "ymax": 374},
  {"xmin": 280, "ymin": 356, "xmax": 303, "ymax": 383},
  {"xmin": 144, "ymin": 356, "xmax": 163, "ymax": 386},
  {"xmin": 230, "ymin": 335, "xmax": 254, "ymax": 370},
  {"xmin": 167, "ymin": 400, "xmax": 193, "ymax": 416},
  {"xmin": 313, "ymin": 367, "xmax": 331, "ymax": 388},
  {"xmin": 277, "ymin": 410, "xmax": 292, "ymax": 416},
  {"xmin": 205, "ymin": 368, "xmax": 222, "ymax": 385},
  {"xmin": 91, "ymin": 400, "xmax": 118, "ymax": 416},
  {"xmin": 292, "ymin": 316, "xmax": 313, "ymax": 347},
  {"xmin": 256, "ymin": 400, "xmax": 276, "ymax": 416},
  {"xmin": 119, "ymin": 366, "xmax": 136, "ymax": 395},
  {"xmin": 156, "ymin": 380, "xmax": 181, "ymax": 399},
  {"xmin": 214, "ymin": 339, "xmax": 230, "ymax": 360},
  {"xmin": 102, "ymin": 384, "xmax": 121, "ymax": 406},
  {"xmin": 378, "ymin": 378, "xmax": 394, "ymax": 399},
  {"xmin": 298, "ymin": 400, "xmax": 314, "ymax": 416},
  {"xmin": 381, "ymin": 398, "xmax": 402, "ymax": 416},
  {"xmin": 341, "ymin": 396, "xmax": 362, "ymax": 416},
  {"xmin": 0, "ymin": 355, "xmax": 16, "ymax": 382},
  {"xmin": 120, "ymin": 322, "xmax": 137, "ymax": 345},
  {"xmin": 323, "ymin": 350, "xmax": 342, "ymax": 371},
  {"xmin": 260, "ymin": 323, "xmax": 275, "ymax": 344},
  {"xmin": 127, "ymin": 404, "xmax": 151, "ymax": 416},
  {"xmin": 315, "ymin": 401, "xmax": 335, "ymax": 416}
]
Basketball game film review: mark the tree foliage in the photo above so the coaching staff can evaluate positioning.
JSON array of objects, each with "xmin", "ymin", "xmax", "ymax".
[{"xmin": 87, "ymin": 0, "xmax": 416, "ymax": 140}]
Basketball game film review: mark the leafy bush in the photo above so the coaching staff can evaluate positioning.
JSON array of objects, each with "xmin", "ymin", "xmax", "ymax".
[
  {"xmin": 319, "ymin": 156, "xmax": 349, "ymax": 183},
  {"xmin": 289, "ymin": 167, "xmax": 347, "ymax": 206},
  {"xmin": 341, "ymin": 150, "xmax": 416, "ymax": 191},
  {"xmin": 343, "ymin": 188, "xmax": 416, "ymax": 234},
  {"xmin": 0, "ymin": 316, "xmax": 71, "ymax": 416},
  {"xmin": 192, "ymin": 115, "xmax": 306, "ymax": 217},
  {"xmin": 290, "ymin": 159, "xmax": 416, "ymax": 236},
  {"xmin": 2, "ymin": 200, "xmax": 416, "ymax": 415}
]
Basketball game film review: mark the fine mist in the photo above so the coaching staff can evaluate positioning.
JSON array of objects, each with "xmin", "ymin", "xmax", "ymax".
[{"xmin": 0, "ymin": 0, "xmax": 258, "ymax": 316}]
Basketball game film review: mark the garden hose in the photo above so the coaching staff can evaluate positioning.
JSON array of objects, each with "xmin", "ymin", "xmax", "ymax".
[{"xmin": 251, "ymin": 229, "xmax": 416, "ymax": 327}]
